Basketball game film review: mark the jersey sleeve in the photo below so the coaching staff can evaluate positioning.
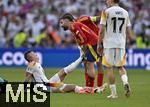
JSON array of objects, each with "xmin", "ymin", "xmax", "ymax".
[
  {"xmin": 26, "ymin": 62, "xmax": 36, "ymax": 74},
  {"xmin": 26, "ymin": 67, "xmax": 34, "ymax": 74},
  {"xmin": 100, "ymin": 10, "xmax": 107, "ymax": 25}
]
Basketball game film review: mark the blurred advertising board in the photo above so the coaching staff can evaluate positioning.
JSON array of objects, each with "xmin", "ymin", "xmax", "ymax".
[{"xmin": 0, "ymin": 48, "xmax": 150, "ymax": 70}]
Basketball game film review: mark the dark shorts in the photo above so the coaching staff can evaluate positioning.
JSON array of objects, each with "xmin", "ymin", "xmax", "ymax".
[{"xmin": 85, "ymin": 45, "xmax": 100, "ymax": 62}]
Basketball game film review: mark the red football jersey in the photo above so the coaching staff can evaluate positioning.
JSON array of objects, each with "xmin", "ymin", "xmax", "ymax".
[
  {"xmin": 77, "ymin": 16, "xmax": 100, "ymax": 35},
  {"xmin": 70, "ymin": 22, "xmax": 98, "ymax": 46}
]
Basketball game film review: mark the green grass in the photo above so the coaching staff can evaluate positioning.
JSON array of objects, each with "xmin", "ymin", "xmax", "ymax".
[{"xmin": 0, "ymin": 68, "xmax": 150, "ymax": 107}]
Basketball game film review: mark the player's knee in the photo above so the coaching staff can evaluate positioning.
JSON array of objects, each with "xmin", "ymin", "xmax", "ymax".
[
  {"xmin": 118, "ymin": 66, "xmax": 123, "ymax": 69},
  {"xmin": 60, "ymin": 84, "xmax": 75, "ymax": 92},
  {"xmin": 87, "ymin": 71, "xmax": 95, "ymax": 78},
  {"xmin": 97, "ymin": 62, "xmax": 103, "ymax": 71},
  {"xmin": 106, "ymin": 66, "xmax": 113, "ymax": 70},
  {"xmin": 58, "ymin": 69, "xmax": 66, "ymax": 76},
  {"xmin": 85, "ymin": 62, "xmax": 95, "ymax": 77},
  {"xmin": 118, "ymin": 66, "xmax": 125, "ymax": 72},
  {"xmin": 118, "ymin": 66, "xmax": 126, "ymax": 75},
  {"xmin": 59, "ymin": 84, "xmax": 67, "ymax": 92}
]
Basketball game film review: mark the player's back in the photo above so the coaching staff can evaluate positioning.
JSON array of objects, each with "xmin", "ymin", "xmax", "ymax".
[
  {"xmin": 102, "ymin": 5, "xmax": 131, "ymax": 49},
  {"xmin": 77, "ymin": 16, "xmax": 99, "ymax": 35},
  {"xmin": 71, "ymin": 21, "xmax": 98, "ymax": 46}
]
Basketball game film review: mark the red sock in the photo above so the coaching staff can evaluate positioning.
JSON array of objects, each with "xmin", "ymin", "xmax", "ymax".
[
  {"xmin": 85, "ymin": 72, "xmax": 88, "ymax": 86},
  {"xmin": 97, "ymin": 72, "xmax": 104, "ymax": 87},
  {"xmin": 85, "ymin": 73, "xmax": 95, "ymax": 87}
]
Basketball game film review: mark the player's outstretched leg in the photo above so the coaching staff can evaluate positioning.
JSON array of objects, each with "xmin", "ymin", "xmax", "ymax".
[
  {"xmin": 49, "ymin": 56, "xmax": 83, "ymax": 89},
  {"xmin": 58, "ymin": 84, "xmax": 87, "ymax": 93},
  {"xmin": 118, "ymin": 67, "xmax": 131, "ymax": 97},
  {"xmin": 63, "ymin": 56, "xmax": 83, "ymax": 75},
  {"xmin": 54, "ymin": 56, "xmax": 83, "ymax": 82}
]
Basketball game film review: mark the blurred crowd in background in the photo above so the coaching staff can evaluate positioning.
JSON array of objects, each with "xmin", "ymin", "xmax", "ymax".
[{"xmin": 0, "ymin": 0, "xmax": 149, "ymax": 48}]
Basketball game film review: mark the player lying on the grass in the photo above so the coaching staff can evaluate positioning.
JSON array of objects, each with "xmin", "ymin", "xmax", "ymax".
[
  {"xmin": 60, "ymin": 13, "xmax": 105, "ymax": 93},
  {"xmin": 24, "ymin": 50, "xmax": 87, "ymax": 93}
]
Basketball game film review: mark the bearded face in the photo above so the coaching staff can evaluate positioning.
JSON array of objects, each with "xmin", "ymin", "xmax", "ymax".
[{"xmin": 59, "ymin": 19, "xmax": 69, "ymax": 31}]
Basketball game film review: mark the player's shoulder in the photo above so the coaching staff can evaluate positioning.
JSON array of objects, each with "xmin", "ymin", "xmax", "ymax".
[
  {"xmin": 73, "ymin": 21, "xmax": 84, "ymax": 27},
  {"xmin": 70, "ymin": 22, "xmax": 80, "ymax": 30},
  {"xmin": 27, "ymin": 61, "xmax": 37, "ymax": 68},
  {"xmin": 107, "ymin": 6, "xmax": 127, "ymax": 12},
  {"xmin": 117, "ymin": 6, "xmax": 128, "ymax": 14},
  {"xmin": 77, "ymin": 16, "xmax": 90, "ymax": 22},
  {"xmin": 107, "ymin": 6, "xmax": 129, "ymax": 15}
]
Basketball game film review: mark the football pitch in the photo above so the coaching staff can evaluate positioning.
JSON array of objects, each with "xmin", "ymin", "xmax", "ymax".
[{"xmin": 0, "ymin": 68, "xmax": 150, "ymax": 107}]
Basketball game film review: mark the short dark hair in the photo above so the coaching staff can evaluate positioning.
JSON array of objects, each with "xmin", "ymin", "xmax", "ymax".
[
  {"xmin": 24, "ymin": 50, "xmax": 32, "ymax": 62},
  {"xmin": 114, "ymin": 0, "xmax": 120, "ymax": 3},
  {"xmin": 59, "ymin": 13, "xmax": 75, "ymax": 21}
]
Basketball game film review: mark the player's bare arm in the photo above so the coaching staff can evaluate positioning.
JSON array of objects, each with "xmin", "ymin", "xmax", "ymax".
[
  {"xmin": 126, "ymin": 26, "xmax": 136, "ymax": 41},
  {"xmin": 24, "ymin": 71, "xmax": 32, "ymax": 82},
  {"xmin": 97, "ymin": 24, "xmax": 105, "ymax": 55}
]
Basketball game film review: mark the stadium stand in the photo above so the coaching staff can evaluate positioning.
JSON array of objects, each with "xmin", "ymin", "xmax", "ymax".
[{"xmin": 0, "ymin": 0, "xmax": 149, "ymax": 48}]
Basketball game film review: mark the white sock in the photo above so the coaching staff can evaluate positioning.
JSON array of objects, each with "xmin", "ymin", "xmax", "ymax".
[
  {"xmin": 49, "ymin": 73, "xmax": 61, "ymax": 83},
  {"xmin": 78, "ymin": 46, "xmax": 84, "ymax": 57},
  {"xmin": 64, "ymin": 57, "xmax": 82, "ymax": 74},
  {"xmin": 109, "ymin": 84, "xmax": 117, "ymax": 96},
  {"xmin": 121, "ymin": 74, "xmax": 128, "ymax": 85},
  {"xmin": 74, "ymin": 86, "xmax": 83, "ymax": 93}
]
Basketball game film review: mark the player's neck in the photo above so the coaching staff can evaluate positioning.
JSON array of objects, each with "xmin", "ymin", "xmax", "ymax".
[{"xmin": 110, "ymin": 3, "xmax": 118, "ymax": 7}]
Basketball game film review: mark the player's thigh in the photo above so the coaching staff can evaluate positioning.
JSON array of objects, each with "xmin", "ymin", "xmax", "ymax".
[
  {"xmin": 115, "ymin": 48, "xmax": 126, "ymax": 67},
  {"xmin": 102, "ymin": 48, "xmax": 115, "ymax": 67},
  {"xmin": 50, "ymin": 84, "xmax": 67, "ymax": 93},
  {"xmin": 60, "ymin": 84, "xmax": 75, "ymax": 92},
  {"xmin": 49, "ymin": 73, "xmax": 60, "ymax": 83},
  {"xmin": 85, "ymin": 44, "xmax": 99, "ymax": 62},
  {"xmin": 83, "ymin": 61, "xmax": 88, "ymax": 71}
]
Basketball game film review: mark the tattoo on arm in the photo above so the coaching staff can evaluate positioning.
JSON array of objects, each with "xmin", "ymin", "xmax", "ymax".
[
  {"xmin": 98, "ymin": 25, "xmax": 105, "ymax": 45},
  {"xmin": 24, "ymin": 72, "xmax": 32, "ymax": 82}
]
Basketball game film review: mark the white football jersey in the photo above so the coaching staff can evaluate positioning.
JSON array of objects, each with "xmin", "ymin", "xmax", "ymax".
[
  {"xmin": 100, "ymin": 5, "xmax": 131, "ymax": 49},
  {"xmin": 26, "ymin": 62, "xmax": 49, "ymax": 83}
]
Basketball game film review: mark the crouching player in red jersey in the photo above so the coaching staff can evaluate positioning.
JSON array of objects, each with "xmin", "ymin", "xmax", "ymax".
[
  {"xmin": 59, "ymin": 13, "xmax": 106, "ymax": 93},
  {"xmin": 76, "ymin": 15, "xmax": 107, "ymax": 93}
]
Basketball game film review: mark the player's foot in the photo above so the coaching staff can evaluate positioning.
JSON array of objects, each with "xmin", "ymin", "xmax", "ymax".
[
  {"xmin": 78, "ymin": 89, "xmax": 87, "ymax": 94},
  {"xmin": 124, "ymin": 83, "xmax": 131, "ymax": 97},
  {"xmin": 75, "ymin": 86, "xmax": 89, "ymax": 94},
  {"xmin": 107, "ymin": 94, "xmax": 118, "ymax": 99},
  {"xmin": 83, "ymin": 87, "xmax": 94, "ymax": 93},
  {"xmin": 94, "ymin": 83, "xmax": 108, "ymax": 93}
]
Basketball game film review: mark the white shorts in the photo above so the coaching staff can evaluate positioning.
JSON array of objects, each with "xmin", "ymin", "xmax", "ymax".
[
  {"xmin": 49, "ymin": 74, "xmax": 66, "ymax": 92},
  {"xmin": 102, "ymin": 48, "xmax": 126, "ymax": 67}
]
